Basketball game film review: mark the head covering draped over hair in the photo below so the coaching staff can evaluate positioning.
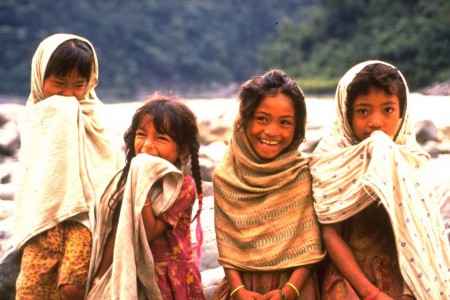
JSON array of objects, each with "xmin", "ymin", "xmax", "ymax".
[
  {"xmin": 28, "ymin": 33, "xmax": 99, "ymax": 104},
  {"xmin": 213, "ymin": 113, "xmax": 325, "ymax": 271},
  {"xmin": 309, "ymin": 60, "xmax": 450, "ymax": 299},
  {"xmin": 14, "ymin": 33, "xmax": 122, "ymax": 250}
]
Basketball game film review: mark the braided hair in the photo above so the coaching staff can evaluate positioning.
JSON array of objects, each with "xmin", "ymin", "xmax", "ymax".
[{"xmin": 105, "ymin": 95, "xmax": 204, "ymax": 261}]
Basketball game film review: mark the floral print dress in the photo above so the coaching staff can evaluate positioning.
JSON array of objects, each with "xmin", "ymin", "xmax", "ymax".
[{"xmin": 150, "ymin": 173, "xmax": 206, "ymax": 300}]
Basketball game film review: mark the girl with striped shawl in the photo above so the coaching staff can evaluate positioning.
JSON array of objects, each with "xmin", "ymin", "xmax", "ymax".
[
  {"xmin": 212, "ymin": 70, "xmax": 325, "ymax": 300},
  {"xmin": 309, "ymin": 61, "xmax": 450, "ymax": 300}
]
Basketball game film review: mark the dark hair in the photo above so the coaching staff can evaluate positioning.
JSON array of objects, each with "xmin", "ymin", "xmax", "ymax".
[
  {"xmin": 108, "ymin": 96, "xmax": 203, "ymax": 220},
  {"xmin": 44, "ymin": 39, "xmax": 93, "ymax": 81},
  {"xmin": 346, "ymin": 63, "xmax": 406, "ymax": 123},
  {"xmin": 237, "ymin": 69, "xmax": 307, "ymax": 146}
]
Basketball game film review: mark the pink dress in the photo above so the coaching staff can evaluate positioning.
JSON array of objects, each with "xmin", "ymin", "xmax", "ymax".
[
  {"xmin": 150, "ymin": 173, "xmax": 206, "ymax": 300},
  {"xmin": 322, "ymin": 202, "xmax": 408, "ymax": 299}
]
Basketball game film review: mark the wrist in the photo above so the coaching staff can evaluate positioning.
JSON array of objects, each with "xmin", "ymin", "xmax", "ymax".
[
  {"xmin": 363, "ymin": 288, "xmax": 380, "ymax": 300},
  {"xmin": 285, "ymin": 282, "xmax": 300, "ymax": 299},
  {"xmin": 280, "ymin": 286, "xmax": 297, "ymax": 300},
  {"xmin": 230, "ymin": 284, "xmax": 245, "ymax": 298}
]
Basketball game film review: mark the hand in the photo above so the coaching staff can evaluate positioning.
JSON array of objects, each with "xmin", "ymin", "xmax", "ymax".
[
  {"xmin": 232, "ymin": 287, "xmax": 263, "ymax": 300},
  {"xmin": 372, "ymin": 291, "xmax": 393, "ymax": 300},
  {"xmin": 261, "ymin": 287, "xmax": 296, "ymax": 300}
]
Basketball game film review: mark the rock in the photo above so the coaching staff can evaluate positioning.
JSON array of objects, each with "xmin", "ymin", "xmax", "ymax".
[
  {"xmin": 0, "ymin": 200, "xmax": 15, "ymax": 259},
  {"xmin": 199, "ymin": 158, "xmax": 216, "ymax": 182},
  {"xmin": 201, "ymin": 267, "xmax": 224, "ymax": 299},
  {"xmin": 0, "ymin": 248, "xmax": 22, "ymax": 300},
  {"xmin": 191, "ymin": 196, "xmax": 220, "ymax": 272},
  {"xmin": 416, "ymin": 80, "xmax": 450, "ymax": 96},
  {"xmin": 415, "ymin": 120, "xmax": 439, "ymax": 145},
  {"xmin": 439, "ymin": 126, "xmax": 450, "ymax": 141},
  {"xmin": 199, "ymin": 141, "xmax": 227, "ymax": 181},
  {"xmin": 202, "ymin": 181, "xmax": 213, "ymax": 198},
  {"xmin": 0, "ymin": 121, "xmax": 20, "ymax": 158},
  {"xmin": 0, "ymin": 184, "xmax": 15, "ymax": 201},
  {"xmin": 422, "ymin": 140, "xmax": 441, "ymax": 158},
  {"xmin": 422, "ymin": 140, "xmax": 450, "ymax": 158}
]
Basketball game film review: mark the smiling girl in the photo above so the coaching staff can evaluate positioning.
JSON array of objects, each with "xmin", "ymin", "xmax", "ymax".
[
  {"xmin": 212, "ymin": 69, "xmax": 325, "ymax": 300},
  {"xmin": 86, "ymin": 96, "xmax": 205, "ymax": 299}
]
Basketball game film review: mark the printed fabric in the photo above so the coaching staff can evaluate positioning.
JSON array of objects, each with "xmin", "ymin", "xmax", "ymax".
[
  {"xmin": 309, "ymin": 60, "xmax": 450, "ymax": 299},
  {"xmin": 151, "ymin": 174, "xmax": 205, "ymax": 299}
]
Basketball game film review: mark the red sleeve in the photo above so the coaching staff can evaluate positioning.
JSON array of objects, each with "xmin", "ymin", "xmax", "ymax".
[{"xmin": 158, "ymin": 174, "xmax": 197, "ymax": 229}]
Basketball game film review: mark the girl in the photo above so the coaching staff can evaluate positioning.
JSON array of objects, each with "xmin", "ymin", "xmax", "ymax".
[
  {"xmin": 14, "ymin": 33, "xmax": 120, "ymax": 299},
  {"xmin": 86, "ymin": 97, "xmax": 206, "ymax": 299},
  {"xmin": 212, "ymin": 69, "xmax": 325, "ymax": 300},
  {"xmin": 309, "ymin": 60, "xmax": 450, "ymax": 299}
]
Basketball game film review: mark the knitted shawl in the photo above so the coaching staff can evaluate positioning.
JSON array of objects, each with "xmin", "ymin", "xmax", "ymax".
[
  {"xmin": 14, "ymin": 33, "xmax": 121, "ymax": 249},
  {"xmin": 309, "ymin": 60, "xmax": 450, "ymax": 299},
  {"xmin": 213, "ymin": 115, "xmax": 325, "ymax": 271}
]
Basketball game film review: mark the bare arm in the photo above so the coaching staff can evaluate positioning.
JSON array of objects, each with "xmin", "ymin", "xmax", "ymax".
[
  {"xmin": 322, "ymin": 223, "xmax": 392, "ymax": 299},
  {"xmin": 141, "ymin": 196, "xmax": 168, "ymax": 242},
  {"xmin": 261, "ymin": 266, "xmax": 311, "ymax": 300},
  {"xmin": 224, "ymin": 268, "xmax": 262, "ymax": 300}
]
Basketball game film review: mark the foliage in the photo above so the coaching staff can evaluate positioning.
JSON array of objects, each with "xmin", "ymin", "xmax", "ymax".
[
  {"xmin": 0, "ymin": 0, "xmax": 310, "ymax": 100},
  {"xmin": 262, "ymin": 0, "xmax": 450, "ymax": 92},
  {"xmin": 1, "ymin": 0, "xmax": 448, "ymax": 100}
]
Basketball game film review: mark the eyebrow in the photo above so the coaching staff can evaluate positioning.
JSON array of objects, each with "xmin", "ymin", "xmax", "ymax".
[
  {"xmin": 354, "ymin": 100, "xmax": 398, "ymax": 106},
  {"xmin": 255, "ymin": 110, "xmax": 295, "ymax": 119}
]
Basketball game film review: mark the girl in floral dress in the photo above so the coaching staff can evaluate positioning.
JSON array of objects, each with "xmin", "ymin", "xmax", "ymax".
[{"xmin": 87, "ymin": 96, "xmax": 205, "ymax": 299}]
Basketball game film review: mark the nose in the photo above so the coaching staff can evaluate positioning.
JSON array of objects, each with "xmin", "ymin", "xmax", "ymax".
[
  {"xmin": 141, "ymin": 138, "xmax": 155, "ymax": 152},
  {"xmin": 369, "ymin": 113, "xmax": 383, "ymax": 129},
  {"xmin": 61, "ymin": 88, "xmax": 75, "ymax": 97},
  {"xmin": 264, "ymin": 122, "xmax": 278, "ymax": 136}
]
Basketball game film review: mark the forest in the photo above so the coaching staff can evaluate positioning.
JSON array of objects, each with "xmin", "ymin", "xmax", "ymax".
[{"xmin": 0, "ymin": 0, "xmax": 449, "ymax": 101}]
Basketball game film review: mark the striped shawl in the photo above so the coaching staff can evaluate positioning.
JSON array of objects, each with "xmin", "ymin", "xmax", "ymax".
[{"xmin": 213, "ymin": 116, "xmax": 325, "ymax": 271}]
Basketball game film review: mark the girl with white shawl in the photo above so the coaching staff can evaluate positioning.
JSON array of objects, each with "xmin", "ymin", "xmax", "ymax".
[
  {"xmin": 14, "ymin": 33, "xmax": 120, "ymax": 299},
  {"xmin": 309, "ymin": 60, "xmax": 450, "ymax": 299}
]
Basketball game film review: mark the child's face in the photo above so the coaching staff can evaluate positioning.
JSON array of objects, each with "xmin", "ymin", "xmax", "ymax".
[
  {"xmin": 134, "ymin": 116, "xmax": 179, "ymax": 165},
  {"xmin": 43, "ymin": 72, "xmax": 88, "ymax": 101},
  {"xmin": 246, "ymin": 93, "xmax": 296, "ymax": 159},
  {"xmin": 351, "ymin": 88, "xmax": 401, "ymax": 141}
]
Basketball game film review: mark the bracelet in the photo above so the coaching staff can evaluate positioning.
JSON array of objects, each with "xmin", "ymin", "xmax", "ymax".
[
  {"xmin": 143, "ymin": 199, "xmax": 151, "ymax": 207},
  {"xmin": 285, "ymin": 282, "xmax": 300, "ymax": 298},
  {"xmin": 364, "ymin": 288, "xmax": 380, "ymax": 300},
  {"xmin": 278, "ymin": 288, "xmax": 288, "ymax": 300},
  {"xmin": 230, "ymin": 284, "xmax": 245, "ymax": 297}
]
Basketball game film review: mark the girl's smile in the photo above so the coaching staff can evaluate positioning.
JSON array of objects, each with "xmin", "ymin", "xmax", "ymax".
[
  {"xmin": 246, "ymin": 94, "xmax": 295, "ymax": 159},
  {"xmin": 134, "ymin": 116, "xmax": 179, "ymax": 164}
]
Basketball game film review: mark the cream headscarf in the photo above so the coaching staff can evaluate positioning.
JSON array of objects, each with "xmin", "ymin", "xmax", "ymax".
[
  {"xmin": 14, "ymin": 33, "xmax": 122, "ymax": 249},
  {"xmin": 213, "ymin": 115, "xmax": 325, "ymax": 271},
  {"xmin": 309, "ymin": 60, "xmax": 450, "ymax": 299}
]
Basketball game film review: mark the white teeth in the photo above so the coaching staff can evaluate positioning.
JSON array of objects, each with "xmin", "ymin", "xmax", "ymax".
[{"xmin": 260, "ymin": 139, "xmax": 279, "ymax": 145}]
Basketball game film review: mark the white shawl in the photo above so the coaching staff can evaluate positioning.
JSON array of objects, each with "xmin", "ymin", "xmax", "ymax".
[
  {"xmin": 309, "ymin": 60, "xmax": 450, "ymax": 299},
  {"xmin": 14, "ymin": 33, "xmax": 122, "ymax": 249},
  {"xmin": 87, "ymin": 153, "xmax": 184, "ymax": 300}
]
